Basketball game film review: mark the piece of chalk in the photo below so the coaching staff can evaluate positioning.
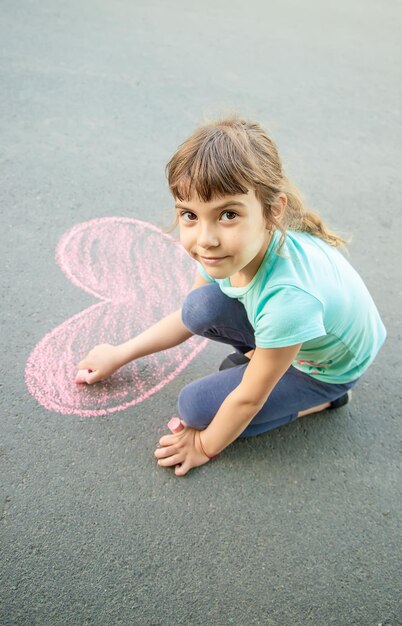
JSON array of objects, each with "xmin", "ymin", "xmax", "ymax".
[
  {"xmin": 168, "ymin": 417, "xmax": 184, "ymax": 433},
  {"xmin": 75, "ymin": 369, "xmax": 92, "ymax": 384}
]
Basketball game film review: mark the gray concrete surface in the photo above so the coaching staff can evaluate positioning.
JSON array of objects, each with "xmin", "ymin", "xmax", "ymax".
[{"xmin": 1, "ymin": 0, "xmax": 401, "ymax": 624}]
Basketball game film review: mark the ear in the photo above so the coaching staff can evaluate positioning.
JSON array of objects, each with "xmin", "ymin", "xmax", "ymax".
[{"xmin": 272, "ymin": 193, "xmax": 287, "ymax": 222}]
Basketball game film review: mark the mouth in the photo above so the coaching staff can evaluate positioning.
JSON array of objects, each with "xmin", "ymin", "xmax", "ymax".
[{"xmin": 199, "ymin": 255, "xmax": 228, "ymax": 265}]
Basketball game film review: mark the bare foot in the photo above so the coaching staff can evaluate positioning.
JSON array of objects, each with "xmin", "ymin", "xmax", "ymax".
[{"xmin": 297, "ymin": 402, "xmax": 331, "ymax": 418}]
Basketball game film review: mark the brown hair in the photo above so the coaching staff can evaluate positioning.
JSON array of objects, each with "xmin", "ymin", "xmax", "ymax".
[{"xmin": 166, "ymin": 116, "xmax": 348, "ymax": 248}]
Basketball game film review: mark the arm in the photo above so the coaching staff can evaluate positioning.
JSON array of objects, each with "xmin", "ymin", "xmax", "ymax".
[
  {"xmin": 200, "ymin": 343, "xmax": 302, "ymax": 456},
  {"xmin": 77, "ymin": 271, "xmax": 210, "ymax": 383},
  {"xmin": 155, "ymin": 343, "xmax": 302, "ymax": 476}
]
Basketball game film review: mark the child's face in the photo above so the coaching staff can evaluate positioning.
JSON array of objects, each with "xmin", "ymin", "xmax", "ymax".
[{"xmin": 175, "ymin": 189, "xmax": 272, "ymax": 284}]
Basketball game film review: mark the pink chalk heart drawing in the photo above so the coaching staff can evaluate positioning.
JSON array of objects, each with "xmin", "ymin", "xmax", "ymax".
[{"xmin": 25, "ymin": 217, "xmax": 208, "ymax": 416}]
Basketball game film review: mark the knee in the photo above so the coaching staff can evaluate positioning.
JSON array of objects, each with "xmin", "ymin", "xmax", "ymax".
[
  {"xmin": 181, "ymin": 284, "xmax": 220, "ymax": 335},
  {"xmin": 178, "ymin": 383, "xmax": 212, "ymax": 430}
]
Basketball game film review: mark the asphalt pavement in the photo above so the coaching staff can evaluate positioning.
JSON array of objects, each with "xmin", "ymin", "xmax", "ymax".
[{"xmin": 1, "ymin": 0, "xmax": 401, "ymax": 624}]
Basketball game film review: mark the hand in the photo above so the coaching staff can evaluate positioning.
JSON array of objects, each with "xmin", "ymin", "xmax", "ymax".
[
  {"xmin": 154, "ymin": 421, "xmax": 212, "ymax": 477},
  {"xmin": 77, "ymin": 343, "xmax": 124, "ymax": 384}
]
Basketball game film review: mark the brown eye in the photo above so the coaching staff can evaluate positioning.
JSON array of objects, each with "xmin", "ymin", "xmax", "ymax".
[
  {"xmin": 221, "ymin": 211, "xmax": 238, "ymax": 222},
  {"xmin": 180, "ymin": 211, "xmax": 197, "ymax": 222}
]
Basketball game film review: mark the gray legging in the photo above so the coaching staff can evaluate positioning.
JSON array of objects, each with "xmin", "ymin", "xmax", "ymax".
[{"xmin": 178, "ymin": 284, "xmax": 357, "ymax": 438}]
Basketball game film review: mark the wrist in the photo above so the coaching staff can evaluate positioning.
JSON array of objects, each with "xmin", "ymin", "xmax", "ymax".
[
  {"xmin": 198, "ymin": 431, "xmax": 220, "ymax": 460},
  {"xmin": 116, "ymin": 341, "xmax": 137, "ymax": 366}
]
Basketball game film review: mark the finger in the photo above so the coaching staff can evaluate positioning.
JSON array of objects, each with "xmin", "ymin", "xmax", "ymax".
[
  {"xmin": 159, "ymin": 434, "xmax": 178, "ymax": 446},
  {"xmin": 157, "ymin": 453, "xmax": 182, "ymax": 468},
  {"xmin": 154, "ymin": 445, "xmax": 178, "ymax": 459},
  {"xmin": 175, "ymin": 462, "xmax": 190, "ymax": 477}
]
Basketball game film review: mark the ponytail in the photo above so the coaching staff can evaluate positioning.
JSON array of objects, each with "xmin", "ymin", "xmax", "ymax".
[{"xmin": 281, "ymin": 177, "xmax": 349, "ymax": 248}]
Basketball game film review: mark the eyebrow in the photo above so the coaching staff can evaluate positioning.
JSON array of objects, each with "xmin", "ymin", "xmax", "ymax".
[{"xmin": 175, "ymin": 200, "xmax": 247, "ymax": 211}]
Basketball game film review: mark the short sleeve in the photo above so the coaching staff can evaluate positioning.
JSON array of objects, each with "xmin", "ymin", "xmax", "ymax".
[
  {"xmin": 254, "ymin": 286, "xmax": 326, "ymax": 348},
  {"xmin": 195, "ymin": 261, "xmax": 216, "ymax": 283}
]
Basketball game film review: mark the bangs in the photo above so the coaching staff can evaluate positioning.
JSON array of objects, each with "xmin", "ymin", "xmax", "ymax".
[{"xmin": 167, "ymin": 126, "xmax": 260, "ymax": 202}]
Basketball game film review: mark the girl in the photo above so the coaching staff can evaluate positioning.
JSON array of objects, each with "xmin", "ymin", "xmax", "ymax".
[{"xmin": 77, "ymin": 116, "xmax": 386, "ymax": 477}]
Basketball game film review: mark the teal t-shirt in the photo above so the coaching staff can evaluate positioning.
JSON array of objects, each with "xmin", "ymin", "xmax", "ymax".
[{"xmin": 196, "ymin": 230, "xmax": 386, "ymax": 384}]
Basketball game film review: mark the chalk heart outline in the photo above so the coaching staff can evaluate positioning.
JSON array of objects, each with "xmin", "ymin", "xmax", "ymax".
[{"xmin": 25, "ymin": 217, "xmax": 208, "ymax": 417}]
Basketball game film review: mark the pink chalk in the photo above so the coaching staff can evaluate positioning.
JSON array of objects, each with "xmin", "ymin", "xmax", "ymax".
[
  {"xmin": 168, "ymin": 417, "xmax": 184, "ymax": 434},
  {"xmin": 75, "ymin": 369, "xmax": 92, "ymax": 384}
]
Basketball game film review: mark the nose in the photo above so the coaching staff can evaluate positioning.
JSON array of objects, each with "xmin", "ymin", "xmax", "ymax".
[{"xmin": 197, "ymin": 223, "xmax": 219, "ymax": 249}]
